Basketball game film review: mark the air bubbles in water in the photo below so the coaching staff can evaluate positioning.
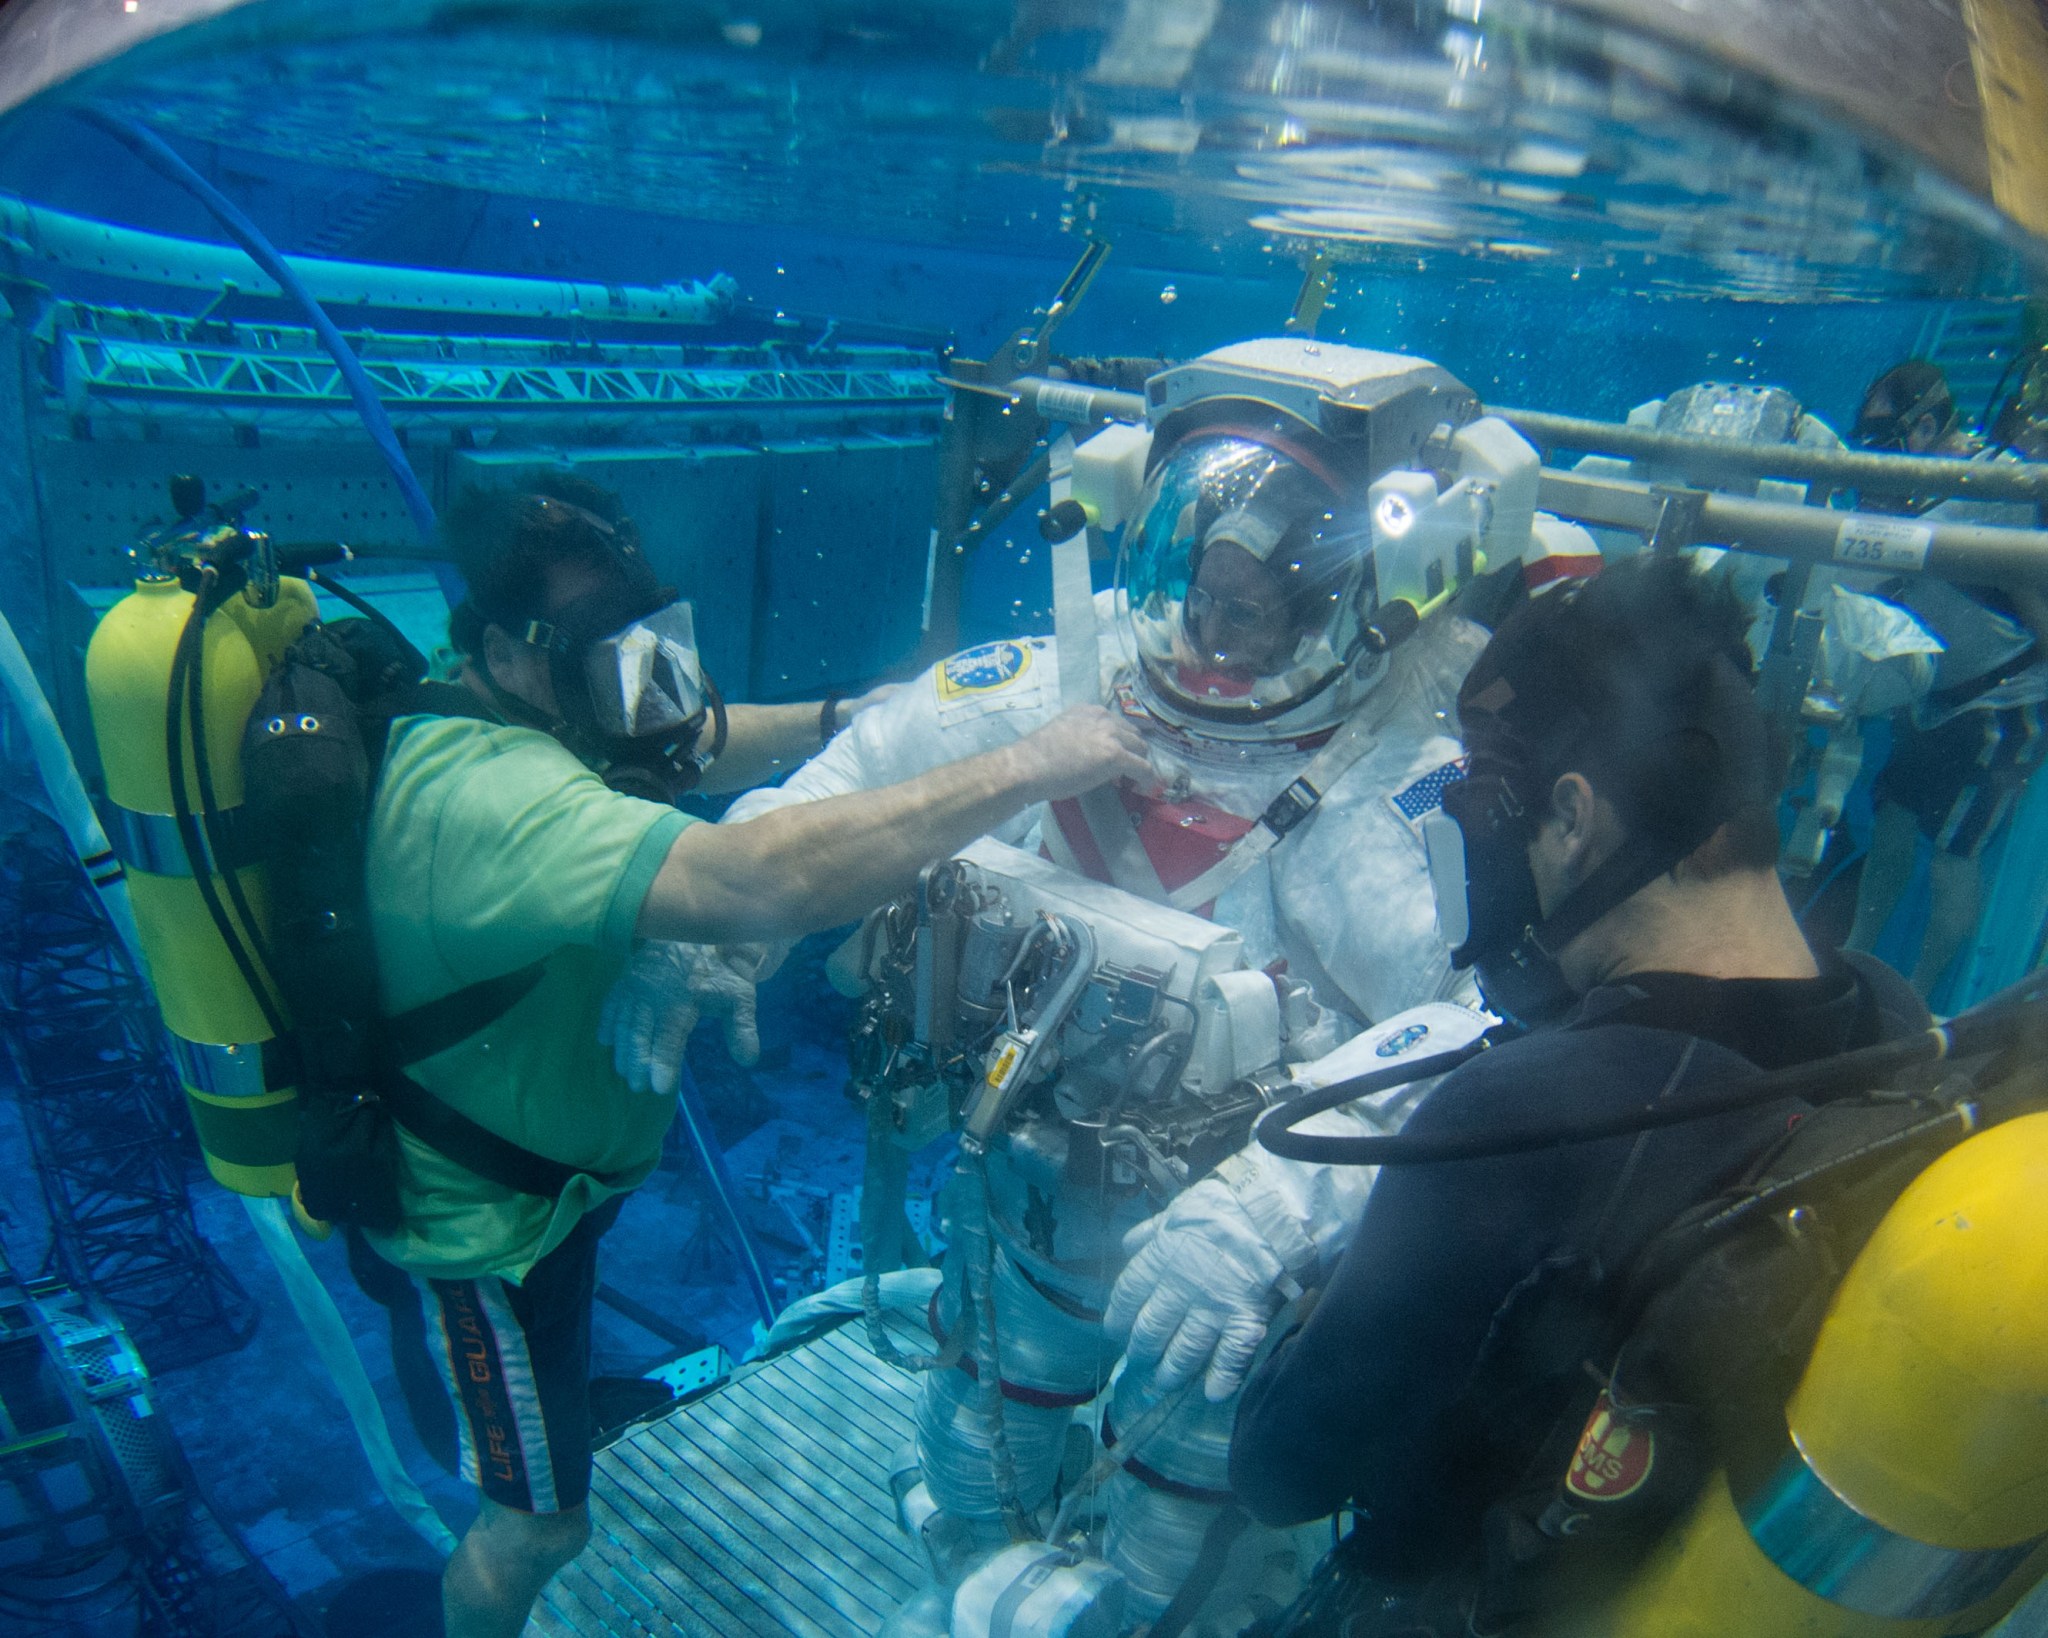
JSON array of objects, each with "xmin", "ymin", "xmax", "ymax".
[{"xmin": 1159, "ymin": 284, "xmax": 1178, "ymax": 304}]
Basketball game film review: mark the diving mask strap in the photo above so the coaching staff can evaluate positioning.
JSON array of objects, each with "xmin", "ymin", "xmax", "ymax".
[
  {"xmin": 473, "ymin": 664, "xmax": 555, "ymax": 734},
  {"xmin": 1519, "ymin": 806, "xmax": 1730, "ymax": 965}
]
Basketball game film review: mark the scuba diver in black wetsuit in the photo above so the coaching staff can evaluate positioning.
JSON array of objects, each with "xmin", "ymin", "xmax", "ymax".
[{"xmin": 1229, "ymin": 553, "xmax": 1944, "ymax": 1635}]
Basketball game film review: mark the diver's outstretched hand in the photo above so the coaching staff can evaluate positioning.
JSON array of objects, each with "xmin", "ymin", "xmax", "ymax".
[
  {"xmin": 1006, "ymin": 704, "xmax": 1155, "ymax": 804},
  {"xmin": 598, "ymin": 940, "xmax": 768, "ymax": 1094}
]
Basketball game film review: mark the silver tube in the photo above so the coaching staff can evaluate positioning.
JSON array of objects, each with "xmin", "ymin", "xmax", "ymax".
[
  {"xmin": 243, "ymin": 1196, "xmax": 458, "ymax": 1556},
  {"xmin": 1006, "ymin": 376, "xmax": 1150, "ymax": 428},
  {"xmin": 0, "ymin": 604, "xmax": 145, "ymax": 962},
  {"xmin": 1497, "ymin": 406, "xmax": 2048, "ymax": 505},
  {"xmin": 1536, "ymin": 469, "xmax": 2048, "ymax": 580}
]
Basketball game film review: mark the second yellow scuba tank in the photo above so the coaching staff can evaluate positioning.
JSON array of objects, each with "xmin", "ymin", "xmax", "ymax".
[
  {"xmin": 1573, "ymin": 1111, "xmax": 2048, "ymax": 1637},
  {"xmin": 84, "ymin": 497, "xmax": 316, "ymax": 1199}
]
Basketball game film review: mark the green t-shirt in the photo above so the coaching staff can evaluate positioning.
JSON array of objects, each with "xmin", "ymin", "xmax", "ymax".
[{"xmin": 360, "ymin": 714, "xmax": 691, "ymax": 1283}]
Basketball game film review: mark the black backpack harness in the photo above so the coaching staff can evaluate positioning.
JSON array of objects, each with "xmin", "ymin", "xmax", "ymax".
[{"xmin": 240, "ymin": 592, "xmax": 628, "ymax": 1231}]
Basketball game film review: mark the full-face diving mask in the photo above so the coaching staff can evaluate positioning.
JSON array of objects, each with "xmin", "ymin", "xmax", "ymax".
[
  {"xmin": 518, "ymin": 588, "xmax": 724, "ymax": 801},
  {"xmin": 485, "ymin": 494, "xmax": 725, "ymax": 801},
  {"xmin": 581, "ymin": 598, "xmax": 711, "ymax": 741},
  {"xmin": 1118, "ymin": 433, "xmax": 1387, "ymax": 740}
]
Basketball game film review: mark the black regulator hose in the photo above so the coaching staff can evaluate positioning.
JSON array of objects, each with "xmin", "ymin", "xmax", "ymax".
[
  {"xmin": 166, "ymin": 578, "xmax": 290, "ymax": 1041},
  {"xmin": 1256, "ymin": 979, "xmax": 2048, "ymax": 1167}
]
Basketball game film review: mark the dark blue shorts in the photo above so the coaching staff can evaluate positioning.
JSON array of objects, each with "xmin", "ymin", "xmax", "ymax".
[{"xmin": 415, "ymin": 1196, "xmax": 622, "ymax": 1514}]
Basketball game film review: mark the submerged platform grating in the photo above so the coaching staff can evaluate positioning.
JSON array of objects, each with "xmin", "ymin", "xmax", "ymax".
[{"xmin": 536, "ymin": 1309, "xmax": 933, "ymax": 1637}]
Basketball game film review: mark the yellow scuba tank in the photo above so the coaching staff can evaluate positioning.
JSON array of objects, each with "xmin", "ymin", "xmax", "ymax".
[
  {"xmin": 85, "ymin": 567, "xmax": 317, "ymax": 1198},
  {"xmin": 1566, "ymin": 1111, "xmax": 2048, "ymax": 1638}
]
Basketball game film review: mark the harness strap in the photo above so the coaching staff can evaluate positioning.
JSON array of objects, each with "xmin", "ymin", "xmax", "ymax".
[
  {"xmin": 379, "ymin": 1073, "xmax": 601, "ymax": 1201},
  {"xmin": 384, "ymin": 962, "xmax": 546, "ymax": 1068},
  {"xmin": 377, "ymin": 963, "xmax": 631, "ymax": 1198},
  {"xmin": 1164, "ymin": 714, "xmax": 1378, "ymax": 913}
]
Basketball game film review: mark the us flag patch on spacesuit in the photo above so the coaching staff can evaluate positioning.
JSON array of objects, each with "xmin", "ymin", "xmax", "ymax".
[{"xmin": 1389, "ymin": 758, "xmax": 1468, "ymax": 830}]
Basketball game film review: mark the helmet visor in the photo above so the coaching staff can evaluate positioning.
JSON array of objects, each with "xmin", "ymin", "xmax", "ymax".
[{"xmin": 1118, "ymin": 434, "xmax": 1370, "ymax": 722}]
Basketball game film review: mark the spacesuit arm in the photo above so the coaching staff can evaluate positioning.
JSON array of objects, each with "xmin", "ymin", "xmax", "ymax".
[
  {"xmin": 723, "ymin": 649, "xmax": 1061, "ymax": 829},
  {"xmin": 1223, "ymin": 1001, "xmax": 1494, "ymax": 1274},
  {"xmin": 1104, "ymin": 1004, "xmax": 1490, "ymax": 1401}
]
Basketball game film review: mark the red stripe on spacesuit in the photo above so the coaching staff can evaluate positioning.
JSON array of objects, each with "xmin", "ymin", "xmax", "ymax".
[
  {"xmin": 1523, "ymin": 552, "xmax": 1604, "ymax": 590},
  {"xmin": 1131, "ymin": 789, "xmax": 1254, "ymax": 893},
  {"xmin": 1049, "ymin": 790, "xmax": 1257, "ymax": 905},
  {"xmin": 1047, "ymin": 798, "xmax": 1115, "ymax": 883}
]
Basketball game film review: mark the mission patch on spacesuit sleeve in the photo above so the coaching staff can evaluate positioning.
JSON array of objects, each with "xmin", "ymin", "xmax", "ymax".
[{"xmin": 936, "ymin": 638, "xmax": 1041, "ymax": 704}]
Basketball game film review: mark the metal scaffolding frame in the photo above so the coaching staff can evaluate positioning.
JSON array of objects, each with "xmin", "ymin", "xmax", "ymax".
[
  {"xmin": 0, "ymin": 797, "xmax": 257, "ymax": 1374},
  {"xmin": 53, "ymin": 302, "xmax": 947, "ymax": 420}
]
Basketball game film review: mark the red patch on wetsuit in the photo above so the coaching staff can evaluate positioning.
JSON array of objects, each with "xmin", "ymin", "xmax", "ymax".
[{"xmin": 1565, "ymin": 1391, "xmax": 1656, "ymax": 1503}]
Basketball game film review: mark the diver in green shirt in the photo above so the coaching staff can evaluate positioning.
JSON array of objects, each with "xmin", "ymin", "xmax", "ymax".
[{"xmin": 365, "ymin": 479, "xmax": 1149, "ymax": 1638}]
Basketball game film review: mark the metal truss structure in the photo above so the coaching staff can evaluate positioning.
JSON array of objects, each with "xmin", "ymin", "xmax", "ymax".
[
  {"xmin": 53, "ymin": 301, "xmax": 946, "ymax": 422},
  {"xmin": 0, "ymin": 1245, "xmax": 296, "ymax": 1638},
  {"xmin": 0, "ymin": 797, "xmax": 257, "ymax": 1375}
]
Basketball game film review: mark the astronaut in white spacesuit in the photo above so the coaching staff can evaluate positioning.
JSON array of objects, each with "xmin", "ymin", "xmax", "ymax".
[{"xmin": 612, "ymin": 340, "xmax": 1588, "ymax": 1622}]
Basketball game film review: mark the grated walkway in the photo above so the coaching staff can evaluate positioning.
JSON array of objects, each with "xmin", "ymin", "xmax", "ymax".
[{"xmin": 535, "ymin": 1310, "xmax": 933, "ymax": 1637}]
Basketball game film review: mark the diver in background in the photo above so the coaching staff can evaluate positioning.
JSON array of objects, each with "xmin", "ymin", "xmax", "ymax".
[
  {"xmin": 1851, "ymin": 358, "xmax": 1979, "ymax": 461},
  {"xmin": 1229, "ymin": 553, "xmax": 1928, "ymax": 1635},
  {"xmin": 1987, "ymin": 344, "xmax": 2048, "ymax": 463},
  {"xmin": 356, "ymin": 480, "xmax": 1148, "ymax": 1638},
  {"xmin": 1840, "ymin": 362, "xmax": 2048, "ymax": 996},
  {"xmin": 1843, "ymin": 572, "xmax": 2048, "ymax": 994}
]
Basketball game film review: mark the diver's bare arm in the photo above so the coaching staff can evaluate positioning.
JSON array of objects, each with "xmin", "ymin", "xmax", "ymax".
[
  {"xmin": 636, "ymin": 705, "xmax": 1148, "ymax": 944},
  {"xmin": 693, "ymin": 703, "xmax": 833, "ymax": 795},
  {"xmin": 695, "ymin": 684, "xmax": 900, "ymax": 794}
]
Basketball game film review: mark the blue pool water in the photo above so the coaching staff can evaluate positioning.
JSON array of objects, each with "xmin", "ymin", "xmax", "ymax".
[{"xmin": 0, "ymin": 2, "xmax": 2043, "ymax": 1634}]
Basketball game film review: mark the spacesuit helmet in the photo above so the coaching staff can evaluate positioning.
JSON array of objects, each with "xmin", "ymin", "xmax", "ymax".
[{"xmin": 1118, "ymin": 429, "xmax": 1381, "ymax": 740}]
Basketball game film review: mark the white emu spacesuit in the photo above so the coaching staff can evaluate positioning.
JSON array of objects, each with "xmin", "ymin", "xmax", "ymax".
[{"xmin": 687, "ymin": 342, "xmax": 1588, "ymax": 1625}]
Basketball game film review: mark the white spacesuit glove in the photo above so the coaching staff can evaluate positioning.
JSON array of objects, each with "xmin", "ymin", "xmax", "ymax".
[
  {"xmin": 1104, "ymin": 1174, "xmax": 1289, "ymax": 1403},
  {"xmin": 597, "ymin": 941, "xmax": 766, "ymax": 1093},
  {"xmin": 1104, "ymin": 1002, "xmax": 1493, "ymax": 1402}
]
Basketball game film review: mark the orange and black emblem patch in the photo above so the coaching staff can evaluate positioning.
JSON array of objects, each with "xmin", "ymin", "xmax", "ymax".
[{"xmin": 1566, "ymin": 1391, "xmax": 1655, "ymax": 1503}]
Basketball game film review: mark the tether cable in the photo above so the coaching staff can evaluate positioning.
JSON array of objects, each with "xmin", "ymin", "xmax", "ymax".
[{"xmin": 1257, "ymin": 982, "xmax": 2048, "ymax": 1167}]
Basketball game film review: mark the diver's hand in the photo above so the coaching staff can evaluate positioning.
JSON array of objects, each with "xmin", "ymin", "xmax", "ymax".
[
  {"xmin": 1104, "ymin": 1176, "xmax": 1287, "ymax": 1403},
  {"xmin": 597, "ymin": 941, "xmax": 766, "ymax": 1092},
  {"xmin": 1007, "ymin": 705, "xmax": 1154, "ymax": 803},
  {"xmin": 840, "ymin": 681, "xmax": 902, "ymax": 725}
]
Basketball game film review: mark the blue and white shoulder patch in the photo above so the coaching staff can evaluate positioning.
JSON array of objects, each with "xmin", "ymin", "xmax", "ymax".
[
  {"xmin": 1389, "ymin": 757, "xmax": 1468, "ymax": 829},
  {"xmin": 936, "ymin": 639, "xmax": 1036, "ymax": 703}
]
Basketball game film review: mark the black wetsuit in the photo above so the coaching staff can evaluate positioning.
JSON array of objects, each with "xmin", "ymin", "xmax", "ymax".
[{"xmin": 1229, "ymin": 954, "xmax": 1927, "ymax": 1579}]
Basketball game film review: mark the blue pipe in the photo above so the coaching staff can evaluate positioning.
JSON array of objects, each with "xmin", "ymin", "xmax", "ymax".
[
  {"xmin": 675, "ymin": 1063, "xmax": 778, "ymax": 1330},
  {"xmin": 79, "ymin": 109, "xmax": 461, "ymax": 603}
]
